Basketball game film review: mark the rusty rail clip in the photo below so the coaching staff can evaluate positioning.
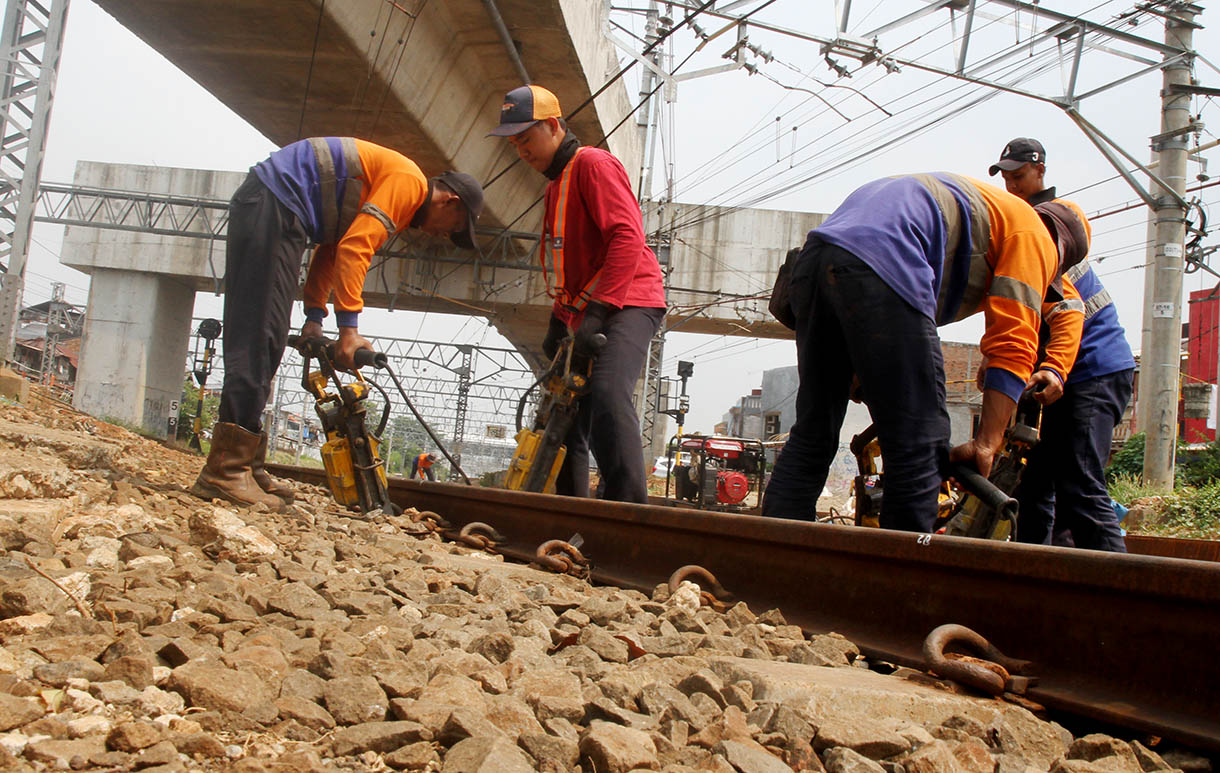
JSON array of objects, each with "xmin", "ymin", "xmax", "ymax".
[
  {"xmin": 668, "ymin": 565, "xmax": 735, "ymax": 610},
  {"xmin": 535, "ymin": 539, "xmax": 591, "ymax": 579},
  {"xmin": 923, "ymin": 623, "xmax": 1036, "ymax": 696},
  {"xmin": 411, "ymin": 510, "xmax": 450, "ymax": 533},
  {"xmin": 453, "ymin": 522, "xmax": 505, "ymax": 552}
]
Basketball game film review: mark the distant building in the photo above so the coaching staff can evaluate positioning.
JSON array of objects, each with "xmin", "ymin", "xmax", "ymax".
[
  {"xmin": 725, "ymin": 389, "xmax": 764, "ymax": 439},
  {"xmin": 12, "ymin": 299, "xmax": 85, "ymax": 391}
]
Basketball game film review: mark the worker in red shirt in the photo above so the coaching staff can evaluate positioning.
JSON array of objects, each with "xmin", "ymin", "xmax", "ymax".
[
  {"xmin": 488, "ymin": 85, "xmax": 666, "ymax": 503},
  {"xmin": 192, "ymin": 138, "xmax": 484, "ymax": 511}
]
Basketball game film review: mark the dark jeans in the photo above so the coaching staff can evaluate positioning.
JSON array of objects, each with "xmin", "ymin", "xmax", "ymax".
[
  {"xmin": 218, "ymin": 173, "xmax": 310, "ymax": 433},
  {"xmin": 1015, "ymin": 368, "xmax": 1133, "ymax": 552},
  {"xmin": 556, "ymin": 305, "xmax": 665, "ymax": 504},
  {"xmin": 762, "ymin": 241, "xmax": 950, "ymax": 531}
]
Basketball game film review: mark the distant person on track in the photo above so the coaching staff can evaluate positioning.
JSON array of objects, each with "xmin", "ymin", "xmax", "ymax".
[
  {"xmin": 411, "ymin": 452, "xmax": 438, "ymax": 481},
  {"xmin": 763, "ymin": 172, "xmax": 1082, "ymax": 532},
  {"xmin": 191, "ymin": 138, "xmax": 484, "ymax": 511},
  {"xmin": 488, "ymin": 85, "xmax": 666, "ymax": 504},
  {"xmin": 989, "ymin": 138, "xmax": 1134, "ymax": 552}
]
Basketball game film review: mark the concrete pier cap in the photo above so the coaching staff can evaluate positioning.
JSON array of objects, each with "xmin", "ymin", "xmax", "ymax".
[{"xmin": 62, "ymin": 163, "xmax": 241, "ymax": 437}]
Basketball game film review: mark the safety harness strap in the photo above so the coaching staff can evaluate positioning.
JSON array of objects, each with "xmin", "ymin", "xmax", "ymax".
[
  {"xmin": 309, "ymin": 137, "xmax": 366, "ymax": 243},
  {"xmin": 540, "ymin": 147, "xmax": 604, "ymax": 313}
]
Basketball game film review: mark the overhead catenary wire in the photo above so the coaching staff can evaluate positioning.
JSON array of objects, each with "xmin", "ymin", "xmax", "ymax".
[
  {"xmin": 669, "ymin": 36, "xmax": 1075, "ymax": 234},
  {"xmin": 665, "ymin": 0, "xmax": 1052, "ymax": 200},
  {"xmin": 479, "ymin": 0, "xmax": 729, "ymax": 192},
  {"xmin": 350, "ymin": 0, "xmax": 399, "ymax": 135},
  {"xmin": 296, "ymin": 0, "xmax": 327, "ymax": 141},
  {"xmin": 664, "ymin": 0, "xmax": 1150, "ymax": 236},
  {"xmin": 368, "ymin": 0, "xmax": 429, "ymax": 137}
]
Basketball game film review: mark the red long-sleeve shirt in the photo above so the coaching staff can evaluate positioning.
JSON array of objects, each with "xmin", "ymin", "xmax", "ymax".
[{"xmin": 543, "ymin": 147, "xmax": 666, "ymax": 327}]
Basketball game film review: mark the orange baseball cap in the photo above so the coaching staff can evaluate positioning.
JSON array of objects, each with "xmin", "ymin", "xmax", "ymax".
[{"xmin": 487, "ymin": 85, "xmax": 563, "ymax": 137}]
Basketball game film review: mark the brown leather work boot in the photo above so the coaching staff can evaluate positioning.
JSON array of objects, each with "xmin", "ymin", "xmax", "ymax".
[
  {"xmin": 191, "ymin": 422, "xmax": 285, "ymax": 511},
  {"xmin": 252, "ymin": 432, "xmax": 296, "ymax": 503}
]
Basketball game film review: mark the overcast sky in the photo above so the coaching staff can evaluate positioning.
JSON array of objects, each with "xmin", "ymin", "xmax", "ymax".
[{"xmin": 25, "ymin": 0, "xmax": 1220, "ymax": 437}]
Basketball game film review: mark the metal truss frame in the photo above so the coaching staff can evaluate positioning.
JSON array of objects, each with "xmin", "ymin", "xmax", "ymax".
[
  {"xmin": 33, "ymin": 181, "xmax": 545, "ymax": 272},
  {"xmin": 190, "ymin": 325, "xmax": 535, "ymax": 457},
  {"xmin": 0, "ymin": 0, "xmax": 69, "ymax": 361}
]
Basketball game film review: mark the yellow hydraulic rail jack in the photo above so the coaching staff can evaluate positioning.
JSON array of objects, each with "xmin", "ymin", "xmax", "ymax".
[
  {"xmin": 288, "ymin": 335, "xmax": 400, "ymax": 516},
  {"xmin": 937, "ymin": 398, "xmax": 1041, "ymax": 540},
  {"xmin": 849, "ymin": 406, "xmax": 1034, "ymax": 540},
  {"xmin": 505, "ymin": 334, "xmax": 604, "ymax": 493}
]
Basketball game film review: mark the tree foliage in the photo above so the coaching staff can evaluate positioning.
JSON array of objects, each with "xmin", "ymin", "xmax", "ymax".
[{"xmin": 1105, "ymin": 431, "xmax": 1220, "ymax": 489}]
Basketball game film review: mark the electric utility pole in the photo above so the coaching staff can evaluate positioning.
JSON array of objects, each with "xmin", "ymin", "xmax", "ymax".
[{"xmin": 1142, "ymin": 3, "xmax": 1200, "ymax": 488}]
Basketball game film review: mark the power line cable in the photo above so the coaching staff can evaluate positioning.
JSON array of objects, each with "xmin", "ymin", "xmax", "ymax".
[
  {"xmin": 369, "ymin": 0, "xmax": 429, "ymax": 137},
  {"xmin": 672, "ymin": 31, "xmax": 1076, "ymax": 231},
  {"xmin": 667, "ymin": 0, "xmax": 1133, "ymax": 227},
  {"xmin": 296, "ymin": 0, "xmax": 326, "ymax": 141}
]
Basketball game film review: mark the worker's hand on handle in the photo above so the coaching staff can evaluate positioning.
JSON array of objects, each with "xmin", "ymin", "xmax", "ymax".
[
  {"xmin": 950, "ymin": 439, "xmax": 998, "ymax": 480},
  {"xmin": 542, "ymin": 314, "xmax": 566, "ymax": 361},
  {"xmin": 950, "ymin": 387, "xmax": 1017, "ymax": 479},
  {"xmin": 1024, "ymin": 368, "xmax": 1063, "ymax": 405},
  {"xmin": 574, "ymin": 301, "xmax": 610, "ymax": 361},
  {"xmin": 335, "ymin": 326, "xmax": 373, "ymax": 371},
  {"xmin": 300, "ymin": 320, "xmax": 324, "ymax": 340}
]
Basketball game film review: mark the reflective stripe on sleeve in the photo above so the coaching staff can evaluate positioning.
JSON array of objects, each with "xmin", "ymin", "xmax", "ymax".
[{"xmin": 990, "ymin": 275, "xmax": 1043, "ymax": 312}]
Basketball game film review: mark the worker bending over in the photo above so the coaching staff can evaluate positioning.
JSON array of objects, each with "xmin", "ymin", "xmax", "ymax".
[
  {"xmin": 488, "ymin": 85, "xmax": 666, "ymax": 503},
  {"xmin": 411, "ymin": 452, "xmax": 438, "ymax": 481},
  {"xmin": 763, "ymin": 172, "xmax": 1082, "ymax": 531},
  {"xmin": 192, "ymin": 137, "xmax": 484, "ymax": 511},
  {"xmin": 990, "ymin": 138, "xmax": 1134, "ymax": 552}
]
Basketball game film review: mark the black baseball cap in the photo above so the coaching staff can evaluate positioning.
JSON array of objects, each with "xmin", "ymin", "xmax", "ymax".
[
  {"xmin": 487, "ymin": 85, "xmax": 563, "ymax": 137},
  {"xmin": 988, "ymin": 138, "xmax": 1046, "ymax": 176},
  {"xmin": 434, "ymin": 171, "xmax": 484, "ymax": 249}
]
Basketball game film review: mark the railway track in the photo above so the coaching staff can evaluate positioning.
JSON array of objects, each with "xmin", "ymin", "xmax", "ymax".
[{"xmin": 269, "ymin": 464, "xmax": 1220, "ymax": 752}]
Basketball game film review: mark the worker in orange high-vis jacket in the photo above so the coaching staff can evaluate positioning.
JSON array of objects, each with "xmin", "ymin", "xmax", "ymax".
[
  {"xmin": 763, "ymin": 173, "xmax": 1082, "ymax": 532},
  {"xmin": 192, "ymin": 138, "xmax": 484, "ymax": 512},
  {"xmin": 489, "ymin": 85, "xmax": 666, "ymax": 504},
  {"xmin": 410, "ymin": 452, "xmax": 437, "ymax": 481}
]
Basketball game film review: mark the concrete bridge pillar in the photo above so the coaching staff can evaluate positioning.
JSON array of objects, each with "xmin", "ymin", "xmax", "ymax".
[{"xmin": 73, "ymin": 268, "xmax": 195, "ymax": 437}]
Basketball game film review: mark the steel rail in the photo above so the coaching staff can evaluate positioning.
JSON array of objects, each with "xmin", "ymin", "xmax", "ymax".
[{"xmin": 268, "ymin": 464, "xmax": 1220, "ymax": 751}]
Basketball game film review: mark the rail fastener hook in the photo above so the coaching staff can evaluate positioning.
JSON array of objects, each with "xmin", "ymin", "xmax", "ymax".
[
  {"xmin": 454, "ymin": 521, "xmax": 506, "ymax": 551},
  {"xmin": 535, "ymin": 539, "xmax": 591, "ymax": 579},
  {"xmin": 668, "ymin": 564, "xmax": 735, "ymax": 610},
  {"xmin": 923, "ymin": 623, "xmax": 1036, "ymax": 696},
  {"xmin": 411, "ymin": 510, "xmax": 450, "ymax": 533}
]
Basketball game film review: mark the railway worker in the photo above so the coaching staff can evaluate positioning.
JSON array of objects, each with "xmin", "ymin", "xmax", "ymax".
[
  {"xmin": 989, "ymin": 138, "xmax": 1134, "ymax": 552},
  {"xmin": 192, "ymin": 137, "xmax": 484, "ymax": 511},
  {"xmin": 411, "ymin": 452, "xmax": 438, "ymax": 481},
  {"xmin": 762, "ymin": 172, "xmax": 1082, "ymax": 532},
  {"xmin": 488, "ymin": 85, "xmax": 667, "ymax": 504}
]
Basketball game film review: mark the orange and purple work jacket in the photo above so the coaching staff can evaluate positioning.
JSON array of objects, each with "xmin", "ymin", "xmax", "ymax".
[
  {"xmin": 810, "ymin": 173, "xmax": 1082, "ymax": 401},
  {"xmin": 253, "ymin": 137, "xmax": 429, "ymax": 327}
]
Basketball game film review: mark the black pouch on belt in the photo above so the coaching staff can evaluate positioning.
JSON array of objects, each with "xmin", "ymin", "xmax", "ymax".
[{"xmin": 768, "ymin": 247, "xmax": 801, "ymax": 330}]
